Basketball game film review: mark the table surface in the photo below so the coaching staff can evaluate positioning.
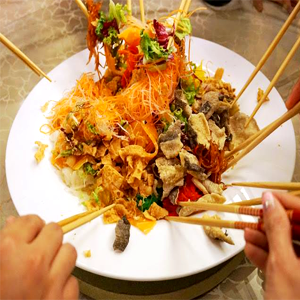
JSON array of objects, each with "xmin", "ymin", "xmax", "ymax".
[{"xmin": 1, "ymin": 0, "xmax": 299, "ymax": 299}]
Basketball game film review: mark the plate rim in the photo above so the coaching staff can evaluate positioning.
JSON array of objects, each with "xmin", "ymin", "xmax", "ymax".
[{"xmin": 5, "ymin": 36, "xmax": 296, "ymax": 281}]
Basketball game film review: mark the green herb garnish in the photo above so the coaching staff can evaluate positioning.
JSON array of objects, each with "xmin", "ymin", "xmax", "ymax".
[
  {"xmin": 181, "ymin": 76, "xmax": 200, "ymax": 105},
  {"xmin": 87, "ymin": 122, "xmax": 98, "ymax": 135},
  {"xmin": 60, "ymin": 149, "xmax": 73, "ymax": 157},
  {"xmin": 136, "ymin": 188, "xmax": 163, "ymax": 212},
  {"xmin": 173, "ymin": 108, "xmax": 188, "ymax": 130},
  {"xmin": 95, "ymin": 11, "xmax": 106, "ymax": 39},
  {"xmin": 83, "ymin": 162, "xmax": 97, "ymax": 176},
  {"xmin": 103, "ymin": 27, "xmax": 119, "ymax": 45}
]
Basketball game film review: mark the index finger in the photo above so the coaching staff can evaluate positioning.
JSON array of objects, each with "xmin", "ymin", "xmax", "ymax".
[
  {"xmin": 33, "ymin": 222, "xmax": 63, "ymax": 266},
  {"xmin": 271, "ymin": 192, "xmax": 300, "ymax": 210},
  {"xmin": 2, "ymin": 215, "xmax": 45, "ymax": 243}
]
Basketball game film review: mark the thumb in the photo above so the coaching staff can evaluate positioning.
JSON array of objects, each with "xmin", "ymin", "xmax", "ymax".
[{"xmin": 262, "ymin": 192, "xmax": 295, "ymax": 259}]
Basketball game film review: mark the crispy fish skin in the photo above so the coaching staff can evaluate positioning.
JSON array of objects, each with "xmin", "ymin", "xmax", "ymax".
[
  {"xmin": 113, "ymin": 216, "xmax": 131, "ymax": 252},
  {"xmin": 155, "ymin": 157, "xmax": 185, "ymax": 199},
  {"xmin": 178, "ymin": 193, "xmax": 226, "ymax": 217},
  {"xmin": 179, "ymin": 149, "xmax": 207, "ymax": 181},
  {"xmin": 159, "ymin": 121, "xmax": 183, "ymax": 159},
  {"xmin": 228, "ymin": 111, "xmax": 259, "ymax": 150},
  {"xmin": 187, "ymin": 113, "xmax": 211, "ymax": 149},
  {"xmin": 202, "ymin": 214, "xmax": 234, "ymax": 245},
  {"xmin": 208, "ymin": 119, "xmax": 226, "ymax": 150}
]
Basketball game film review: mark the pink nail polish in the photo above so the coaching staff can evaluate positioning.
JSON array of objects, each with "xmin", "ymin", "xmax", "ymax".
[{"xmin": 262, "ymin": 192, "xmax": 275, "ymax": 212}]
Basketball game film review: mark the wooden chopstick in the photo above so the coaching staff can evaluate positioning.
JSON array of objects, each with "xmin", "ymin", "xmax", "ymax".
[
  {"xmin": 245, "ymin": 35, "xmax": 300, "ymax": 128},
  {"xmin": 226, "ymin": 101, "xmax": 300, "ymax": 171},
  {"xmin": 230, "ymin": 0, "xmax": 300, "ymax": 108},
  {"xmin": 227, "ymin": 197, "xmax": 262, "ymax": 206},
  {"xmin": 178, "ymin": 201, "xmax": 300, "ymax": 223},
  {"xmin": 179, "ymin": 201, "xmax": 263, "ymax": 216},
  {"xmin": 183, "ymin": 0, "xmax": 192, "ymax": 15},
  {"xmin": 127, "ymin": 0, "xmax": 132, "ymax": 14},
  {"xmin": 75, "ymin": 0, "xmax": 88, "ymax": 18},
  {"xmin": 167, "ymin": 0, "xmax": 187, "ymax": 49},
  {"xmin": 165, "ymin": 216, "xmax": 300, "ymax": 240},
  {"xmin": 174, "ymin": 0, "xmax": 187, "ymax": 29},
  {"xmin": 57, "ymin": 211, "xmax": 93, "ymax": 227},
  {"xmin": 166, "ymin": 215, "xmax": 263, "ymax": 230},
  {"xmin": 0, "ymin": 33, "xmax": 51, "ymax": 82},
  {"xmin": 59, "ymin": 204, "xmax": 115, "ymax": 234},
  {"xmin": 227, "ymin": 190, "xmax": 300, "ymax": 206},
  {"xmin": 139, "ymin": 0, "xmax": 145, "ymax": 24},
  {"xmin": 229, "ymin": 182, "xmax": 300, "ymax": 190}
]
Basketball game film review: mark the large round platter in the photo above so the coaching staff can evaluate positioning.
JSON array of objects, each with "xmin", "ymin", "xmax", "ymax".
[{"xmin": 6, "ymin": 37, "xmax": 296, "ymax": 281}]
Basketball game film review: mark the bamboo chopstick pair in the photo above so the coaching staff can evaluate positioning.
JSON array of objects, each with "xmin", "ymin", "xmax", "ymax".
[
  {"xmin": 166, "ymin": 192, "xmax": 300, "ymax": 241},
  {"xmin": 59, "ymin": 190, "xmax": 300, "ymax": 235},
  {"xmin": 227, "ymin": 190, "xmax": 300, "ymax": 206},
  {"xmin": 58, "ymin": 204, "xmax": 115, "ymax": 234},
  {"xmin": 230, "ymin": 1, "xmax": 300, "ymax": 127},
  {"xmin": 228, "ymin": 182, "xmax": 300, "ymax": 191},
  {"xmin": 179, "ymin": 201, "xmax": 300, "ymax": 223},
  {"xmin": 165, "ymin": 216, "xmax": 300, "ymax": 241},
  {"xmin": 0, "ymin": 33, "xmax": 51, "ymax": 82}
]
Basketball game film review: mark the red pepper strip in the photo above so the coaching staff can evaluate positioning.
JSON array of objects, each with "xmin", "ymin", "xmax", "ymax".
[
  {"xmin": 178, "ymin": 175, "xmax": 202, "ymax": 202},
  {"xmin": 163, "ymin": 198, "xmax": 178, "ymax": 216},
  {"xmin": 163, "ymin": 176, "xmax": 202, "ymax": 216}
]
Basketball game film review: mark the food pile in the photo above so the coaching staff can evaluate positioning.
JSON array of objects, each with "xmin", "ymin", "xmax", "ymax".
[{"xmin": 43, "ymin": 0, "xmax": 259, "ymax": 251}]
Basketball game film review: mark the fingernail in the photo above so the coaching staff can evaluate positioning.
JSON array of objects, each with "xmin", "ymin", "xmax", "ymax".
[{"xmin": 262, "ymin": 192, "xmax": 275, "ymax": 212}]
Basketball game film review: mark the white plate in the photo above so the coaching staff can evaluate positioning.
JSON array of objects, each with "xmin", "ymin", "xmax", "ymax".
[{"xmin": 6, "ymin": 37, "xmax": 296, "ymax": 281}]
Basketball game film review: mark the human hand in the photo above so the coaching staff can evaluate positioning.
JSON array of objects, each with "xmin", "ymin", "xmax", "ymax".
[
  {"xmin": 244, "ymin": 192, "xmax": 300, "ymax": 300},
  {"xmin": 0, "ymin": 215, "xmax": 79, "ymax": 300},
  {"xmin": 253, "ymin": 0, "xmax": 298, "ymax": 13},
  {"xmin": 286, "ymin": 75, "xmax": 300, "ymax": 110}
]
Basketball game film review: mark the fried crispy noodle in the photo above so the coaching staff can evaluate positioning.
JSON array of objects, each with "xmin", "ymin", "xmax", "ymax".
[
  {"xmin": 148, "ymin": 202, "xmax": 168, "ymax": 220},
  {"xmin": 257, "ymin": 88, "xmax": 269, "ymax": 103},
  {"xmin": 103, "ymin": 199, "xmax": 142, "ymax": 224},
  {"xmin": 34, "ymin": 141, "xmax": 48, "ymax": 163},
  {"xmin": 83, "ymin": 250, "xmax": 92, "ymax": 258}
]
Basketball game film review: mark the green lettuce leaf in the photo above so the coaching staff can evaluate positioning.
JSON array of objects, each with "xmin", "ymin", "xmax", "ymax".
[
  {"xmin": 108, "ymin": 0, "xmax": 129, "ymax": 25},
  {"xmin": 95, "ymin": 11, "xmax": 106, "ymax": 39},
  {"xmin": 140, "ymin": 31, "xmax": 170, "ymax": 62},
  {"xmin": 175, "ymin": 17, "xmax": 192, "ymax": 40},
  {"xmin": 103, "ymin": 27, "xmax": 119, "ymax": 45}
]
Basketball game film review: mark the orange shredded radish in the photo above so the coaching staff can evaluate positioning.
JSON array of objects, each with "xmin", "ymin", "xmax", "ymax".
[{"xmin": 48, "ymin": 48, "xmax": 185, "ymax": 137}]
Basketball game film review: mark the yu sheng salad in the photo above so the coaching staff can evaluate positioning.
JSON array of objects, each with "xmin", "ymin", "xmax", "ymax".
[{"xmin": 40, "ymin": 0, "xmax": 259, "ymax": 251}]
